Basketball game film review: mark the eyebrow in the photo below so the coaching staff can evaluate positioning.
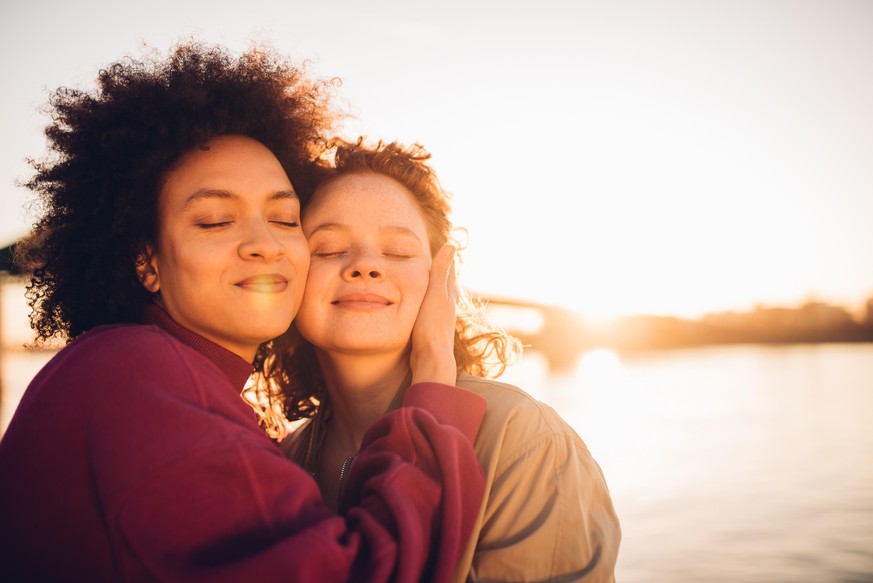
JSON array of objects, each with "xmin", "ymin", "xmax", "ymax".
[
  {"xmin": 309, "ymin": 222, "xmax": 425, "ymax": 243},
  {"xmin": 182, "ymin": 189, "xmax": 297, "ymax": 209}
]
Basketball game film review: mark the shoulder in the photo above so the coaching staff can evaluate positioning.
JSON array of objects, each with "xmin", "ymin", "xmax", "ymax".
[
  {"xmin": 75, "ymin": 322, "xmax": 185, "ymax": 354},
  {"xmin": 456, "ymin": 373, "xmax": 586, "ymax": 464},
  {"xmin": 71, "ymin": 323, "xmax": 213, "ymax": 372},
  {"xmin": 39, "ymin": 322, "xmax": 228, "ymax": 402},
  {"xmin": 458, "ymin": 374, "xmax": 621, "ymax": 580},
  {"xmin": 456, "ymin": 373, "xmax": 576, "ymax": 438},
  {"xmin": 35, "ymin": 323, "xmax": 171, "ymax": 377}
]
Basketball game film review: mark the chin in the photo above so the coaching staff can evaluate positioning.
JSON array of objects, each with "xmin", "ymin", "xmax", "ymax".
[
  {"xmin": 328, "ymin": 335, "xmax": 406, "ymax": 354},
  {"xmin": 246, "ymin": 315, "xmax": 294, "ymax": 341}
]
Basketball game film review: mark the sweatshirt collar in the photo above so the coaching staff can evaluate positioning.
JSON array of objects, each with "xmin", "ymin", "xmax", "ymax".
[{"xmin": 141, "ymin": 304, "xmax": 254, "ymax": 389}]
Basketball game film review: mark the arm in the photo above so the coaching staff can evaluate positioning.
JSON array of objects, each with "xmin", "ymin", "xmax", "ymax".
[
  {"xmin": 89, "ymin": 339, "xmax": 485, "ymax": 582},
  {"xmin": 471, "ymin": 432, "xmax": 620, "ymax": 582},
  {"xmin": 342, "ymin": 383, "xmax": 486, "ymax": 583}
]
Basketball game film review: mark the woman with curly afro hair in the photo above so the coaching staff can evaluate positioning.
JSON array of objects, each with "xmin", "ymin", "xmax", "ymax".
[
  {"xmin": 256, "ymin": 139, "xmax": 621, "ymax": 582},
  {"xmin": 0, "ymin": 41, "xmax": 489, "ymax": 582}
]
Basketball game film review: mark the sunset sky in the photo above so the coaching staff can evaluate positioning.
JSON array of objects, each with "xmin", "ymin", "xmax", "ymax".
[{"xmin": 1, "ymin": 0, "xmax": 871, "ymax": 320}]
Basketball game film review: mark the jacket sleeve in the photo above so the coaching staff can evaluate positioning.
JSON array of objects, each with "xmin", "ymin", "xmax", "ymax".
[
  {"xmin": 88, "ymin": 350, "xmax": 486, "ymax": 582},
  {"xmin": 471, "ymin": 432, "xmax": 621, "ymax": 582},
  {"xmin": 340, "ymin": 383, "xmax": 486, "ymax": 583}
]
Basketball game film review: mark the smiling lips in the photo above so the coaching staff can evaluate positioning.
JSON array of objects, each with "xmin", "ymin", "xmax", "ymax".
[
  {"xmin": 234, "ymin": 274, "xmax": 289, "ymax": 293},
  {"xmin": 332, "ymin": 293, "xmax": 393, "ymax": 310}
]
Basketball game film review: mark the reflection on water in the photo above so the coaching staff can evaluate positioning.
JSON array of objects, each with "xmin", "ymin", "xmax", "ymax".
[
  {"xmin": 3, "ymin": 343, "xmax": 873, "ymax": 581},
  {"xmin": 1, "ymin": 350, "xmax": 53, "ymax": 434},
  {"xmin": 501, "ymin": 343, "xmax": 873, "ymax": 583}
]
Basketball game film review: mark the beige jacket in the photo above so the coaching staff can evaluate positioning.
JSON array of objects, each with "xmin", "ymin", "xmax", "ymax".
[
  {"xmin": 451, "ymin": 373, "xmax": 620, "ymax": 582},
  {"xmin": 283, "ymin": 373, "xmax": 620, "ymax": 581}
]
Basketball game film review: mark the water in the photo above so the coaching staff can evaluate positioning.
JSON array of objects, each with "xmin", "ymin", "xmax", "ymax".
[
  {"xmin": 3, "ymin": 343, "xmax": 873, "ymax": 581},
  {"xmin": 500, "ymin": 343, "xmax": 873, "ymax": 582}
]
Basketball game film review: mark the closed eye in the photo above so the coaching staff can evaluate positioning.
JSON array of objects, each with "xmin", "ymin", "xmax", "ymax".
[
  {"xmin": 312, "ymin": 250, "xmax": 347, "ymax": 258},
  {"xmin": 271, "ymin": 220, "xmax": 300, "ymax": 228},
  {"xmin": 382, "ymin": 245, "xmax": 419, "ymax": 259},
  {"xmin": 197, "ymin": 221, "xmax": 233, "ymax": 230}
]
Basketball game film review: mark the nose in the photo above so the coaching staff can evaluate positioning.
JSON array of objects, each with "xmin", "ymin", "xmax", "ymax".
[
  {"xmin": 238, "ymin": 219, "xmax": 285, "ymax": 261},
  {"xmin": 342, "ymin": 250, "xmax": 384, "ymax": 281}
]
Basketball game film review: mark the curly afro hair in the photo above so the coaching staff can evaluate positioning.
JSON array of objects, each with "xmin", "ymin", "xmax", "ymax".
[{"xmin": 15, "ymin": 40, "xmax": 338, "ymax": 343}]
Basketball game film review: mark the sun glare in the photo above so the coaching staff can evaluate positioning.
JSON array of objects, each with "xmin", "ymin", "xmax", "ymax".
[{"xmin": 577, "ymin": 349, "xmax": 623, "ymax": 386}]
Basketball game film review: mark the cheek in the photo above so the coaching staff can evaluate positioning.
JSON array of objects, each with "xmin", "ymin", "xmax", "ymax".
[
  {"xmin": 294, "ymin": 281, "xmax": 323, "ymax": 342},
  {"xmin": 286, "ymin": 237, "xmax": 311, "ymax": 274},
  {"xmin": 160, "ymin": 226, "xmax": 217, "ymax": 265},
  {"xmin": 154, "ymin": 235, "xmax": 192, "ymax": 285},
  {"xmin": 404, "ymin": 266, "xmax": 431, "ymax": 306},
  {"xmin": 301, "ymin": 262, "xmax": 331, "ymax": 299}
]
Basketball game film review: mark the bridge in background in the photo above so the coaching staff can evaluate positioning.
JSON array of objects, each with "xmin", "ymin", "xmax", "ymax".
[
  {"xmin": 478, "ymin": 295, "xmax": 592, "ymax": 371},
  {"xmin": 478, "ymin": 293, "xmax": 873, "ymax": 371}
]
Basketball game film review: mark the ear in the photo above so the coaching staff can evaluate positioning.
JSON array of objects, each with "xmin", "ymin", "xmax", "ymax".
[{"xmin": 135, "ymin": 245, "xmax": 161, "ymax": 293}]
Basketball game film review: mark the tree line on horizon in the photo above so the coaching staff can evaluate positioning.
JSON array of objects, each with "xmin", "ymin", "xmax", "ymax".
[{"xmin": 497, "ymin": 298, "xmax": 873, "ymax": 370}]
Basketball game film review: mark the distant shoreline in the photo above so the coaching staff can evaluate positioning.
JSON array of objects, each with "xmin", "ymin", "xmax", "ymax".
[{"xmin": 484, "ymin": 296, "xmax": 873, "ymax": 371}]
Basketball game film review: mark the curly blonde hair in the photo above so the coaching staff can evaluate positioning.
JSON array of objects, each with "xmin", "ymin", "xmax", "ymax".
[{"xmin": 249, "ymin": 139, "xmax": 521, "ymax": 438}]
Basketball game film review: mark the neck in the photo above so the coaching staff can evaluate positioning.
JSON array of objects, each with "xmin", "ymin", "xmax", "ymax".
[
  {"xmin": 154, "ymin": 298, "xmax": 258, "ymax": 362},
  {"xmin": 317, "ymin": 349, "xmax": 411, "ymax": 454}
]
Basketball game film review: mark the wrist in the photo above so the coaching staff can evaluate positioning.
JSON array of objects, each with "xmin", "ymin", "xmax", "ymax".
[
  {"xmin": 411, "ymin": 361, "xmax": 457, "ymax": 387},
  {"xmin": 410, "ymin": 339, "xmax": 457, "ymax": 386}
]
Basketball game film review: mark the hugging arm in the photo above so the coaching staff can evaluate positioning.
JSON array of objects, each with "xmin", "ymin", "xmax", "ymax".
[{"xmin": 86, "ymin": 332, "xmax": 485, "ymax": 582}]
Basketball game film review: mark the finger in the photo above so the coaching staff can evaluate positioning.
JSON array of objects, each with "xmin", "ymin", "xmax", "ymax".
[
  {"xmin": 430, "ymin": 243, "xmax": 457, "ymax": 292},
  {"xmin": 446, "ymin": 257, "xmax": 458, "ymax": 302}
]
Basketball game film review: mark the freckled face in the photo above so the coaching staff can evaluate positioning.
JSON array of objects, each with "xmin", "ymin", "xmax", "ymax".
[
  {"xmin": 138, "ymin": 135, "xmax": 309, "ymax": 361},
  {"xmin": 294, "ymin": 172, "xmax": 432, "ymax": 356}
]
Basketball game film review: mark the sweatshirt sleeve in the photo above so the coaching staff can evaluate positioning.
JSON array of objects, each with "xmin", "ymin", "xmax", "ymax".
[
  {"xmin": 340, "ymin": 383, "xmax": 489, "ymax": 583},
  {"xmin": 88, "ymin": 337, "xmax": 486, "ymax": 582}
]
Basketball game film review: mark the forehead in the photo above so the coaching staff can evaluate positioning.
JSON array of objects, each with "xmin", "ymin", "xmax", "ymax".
[
  {"xmin": 161, "ymin": 136, "xmax": 293, "ymax": 208},
  {"xmin": 306, "ymin": 172, "xmax": 428, "ymax": 231}
]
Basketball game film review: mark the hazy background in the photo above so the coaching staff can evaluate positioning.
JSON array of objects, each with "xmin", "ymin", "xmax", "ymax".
[
  {"xmin": 2, "ymin": 3, "xmax": 873, "ymax": 581},
  {"xmin": 2, "ymin": 0, "xmax": 872, "ymax": 321}
]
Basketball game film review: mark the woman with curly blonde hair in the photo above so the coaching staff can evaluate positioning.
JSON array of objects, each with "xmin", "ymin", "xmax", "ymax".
[{"xmin": 258, "ymin": 139, "xmax": 621, "ymax": 582}]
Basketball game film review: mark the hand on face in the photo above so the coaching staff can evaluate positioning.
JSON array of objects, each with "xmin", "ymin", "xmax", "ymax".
[{"xmin": 409, "ymin": 243, "xmax": 459, "ymax": 386}]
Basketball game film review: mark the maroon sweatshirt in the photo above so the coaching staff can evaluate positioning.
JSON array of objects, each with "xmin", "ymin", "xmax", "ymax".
[{"xmin": 0, "ymin": 305, "xmax": 486, "ymax": 582}]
